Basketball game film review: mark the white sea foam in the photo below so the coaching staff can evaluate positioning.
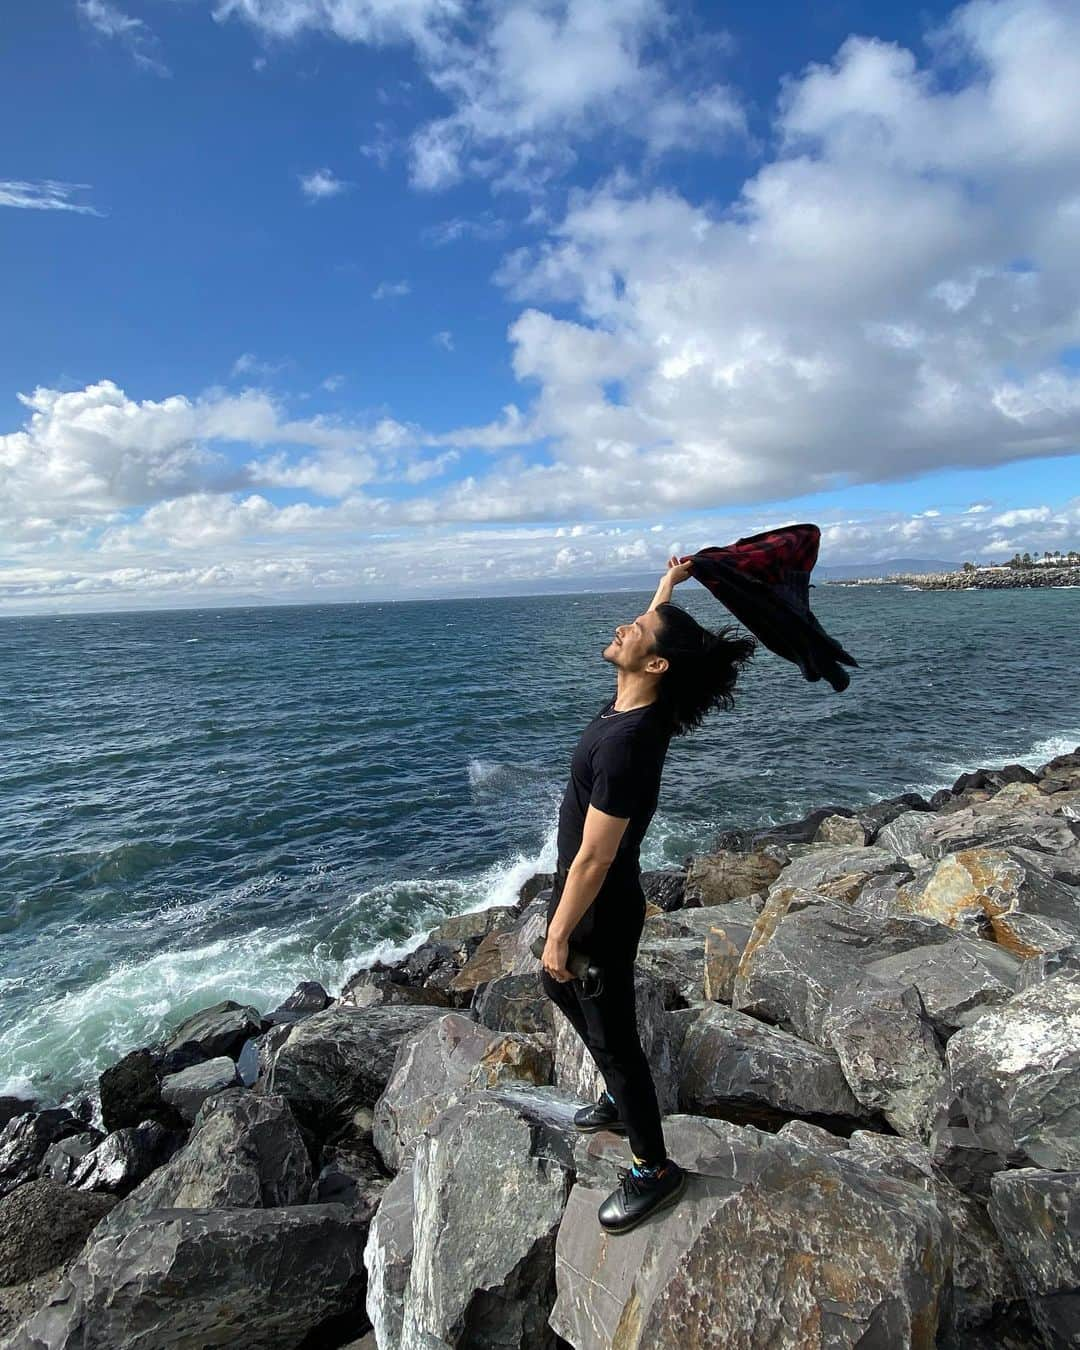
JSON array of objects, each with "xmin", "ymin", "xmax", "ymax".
[{"xmin": 906, "ymin": 727, "xmax": 1080, "ymax": 797}]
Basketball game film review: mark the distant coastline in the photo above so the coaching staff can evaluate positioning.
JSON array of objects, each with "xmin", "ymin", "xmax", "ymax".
[{"xmin": 827, "ymin": 564, "xmax": 1080, "ymax": 590}]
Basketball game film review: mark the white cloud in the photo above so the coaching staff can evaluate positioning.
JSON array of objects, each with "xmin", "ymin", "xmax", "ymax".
[
  {"xmin": 298, "ymin": 167, "xmax": 348, "ymax": 199},
  {"xmin": 77, "ymin": 0, "xmax": 170, "ymax": 76},
  {"xmin": 422, "ymin": 212, "xmax": 507, "ymax": 246},
  {"xmin": 0, "ymin": 180, "xmax": 102, "ymax": 215},
  {"xmin": 215, "ymin": 0, "xmax": 745, "ymax": 190},
  {"xmin": 433, "ymin": 330, "xmax": 454, "ymax": 351},
  {"xmin": 232, "ymin": 352, "xmax": 291, "ymax": 378},
  {"xmin": 371, "ymin": 279, "xmax": 411, "ymax": 300},
  {"xmin": 321, "ymin": 373, "xmax": 346, "ymax": 391}
]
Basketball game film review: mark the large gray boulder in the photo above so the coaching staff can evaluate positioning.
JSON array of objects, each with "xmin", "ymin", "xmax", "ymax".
[
  {"xmin": 260, "ymin": 1003, "xmax": 446, "ymax": 1133},
  {"xmin": 988, "ymin": 1167, "xmax": 1080, "ymax": 1349},
  {"xmin": 821, "ymin": 979, "xmax": 947, "ymax": 1142},
  {"xmin": 684, "ymin": 849, "xmax": 785, "ymax": 906},
  {"xmin": 93, "ymin": 1088, "xmax": 312, "ymax": 1241},
  {"xmin": 846, "ymin": 1131, "xmax": 1022, "ymax": 1336},
  {"xmin": 371, "ymin": 1012, "xmax": 552, "ymax": 1172},
  {"xmin": 634, "ymin": 935, "xmax": 708, "ymax": 1002},
  {"xmin": 550, "ymin": 1112, "xmax": 952, "ymax": 1349},
  {"xmin": 164, "ymin": 999, "xmax": 267, "ymax": 1059},
  {"xmin": 677, "ymin": 1002, "xmax": 869, "ymax": 1131},
  {"xmin": 472, "ymin": 972, "xmax": 554, "ymax": 1035},
  {"xmin": 894, "ymin": 846, "xmax": 1080, "ymax": 949},
  {"xmin": 5, "ymin": 1204, "xmax": 370, "ymax": 1350},
  {"xmin": 769, "ymin": 844, "xmax": 903, "ymax": 895},
  {"xmin": 732, "ymin": 901, "xmax": 956, "ymax": 1046},
  {"xmin": 945, "ymin": 971, "xmax": 1080, "ymax": 1170},
  {"xmin": 363, "ymin": 1164, "xmax": 415, "ymax": 1350},
  {"xmin": 397, "ymin": 1087, "xmax": 578, "ymax": 1350},
  {"xmin": 644, "ymin": 899, "xmax": 761, "ymax": 1003},
  {"xmin": 0, "ymin": 1111, "xmax": 86, "ymax": 1201},
  {"xmin": 915, "ymin": 793, "xmax": 1079, "ymax": 861},
  {"xmin": 49, "ymin": 1121, "xmax": 183, "ymax": 1196},
  {"xmin": 160, "ymin": 1056, "xmax": 241, "ymax": 1123}
]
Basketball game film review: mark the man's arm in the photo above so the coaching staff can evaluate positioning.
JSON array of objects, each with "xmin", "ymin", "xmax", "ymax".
[
  {"xmin": 547, "ymin": 806, "xmax": 630, "ymax": 943},
  {"xmin": 649, "ymin": 556, "xmax": 694, "ymax": 610}
]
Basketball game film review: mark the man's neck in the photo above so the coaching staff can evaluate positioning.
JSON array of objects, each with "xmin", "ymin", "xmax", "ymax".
[{"xmin": 611, "ymin": 672, "xmax": 658, "ymax": 712}]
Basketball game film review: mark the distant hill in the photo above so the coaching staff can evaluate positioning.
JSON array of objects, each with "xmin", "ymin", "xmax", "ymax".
[{"xmin": 814, "ymin": 558, "xmax": 959, "ymax": 579}]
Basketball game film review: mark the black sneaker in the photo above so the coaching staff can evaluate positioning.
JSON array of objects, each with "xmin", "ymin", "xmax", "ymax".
[
  {"xmin": 597, "ymin": 1159, "xmax": 688, "ymax": 1234},
  {"xmin": 573, "ymin": 1092, "xmax": 627, "ymax": 1134}
]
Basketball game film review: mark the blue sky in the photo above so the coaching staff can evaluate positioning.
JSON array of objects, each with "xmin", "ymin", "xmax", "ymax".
[{"xmin": 2, "ymin": 0, "xmax": 1079, "ymax": 612}]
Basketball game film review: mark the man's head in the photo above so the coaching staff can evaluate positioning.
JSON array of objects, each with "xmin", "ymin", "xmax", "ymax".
[
  {"xmin": 602, "ymin": 609, "xmax": 669, "ymax": 679},
  {"xmin": 603, "ymin": 602, "xmax": 757, "ymax": 737}
]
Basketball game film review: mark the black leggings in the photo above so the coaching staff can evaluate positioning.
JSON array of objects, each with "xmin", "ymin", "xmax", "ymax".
[{"xmin": 541, "ymin": 962, "xmax": 667, "ymax": 1166}]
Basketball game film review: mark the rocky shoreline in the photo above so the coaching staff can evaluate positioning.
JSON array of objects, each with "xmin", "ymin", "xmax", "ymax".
[
  {"xmin": 828, "ymin": 565, "xmax": 1080, "ymax": 590},
  {"xmin": 2, "ymin": 749, "xmax": 1080, "ymax": 1348}
]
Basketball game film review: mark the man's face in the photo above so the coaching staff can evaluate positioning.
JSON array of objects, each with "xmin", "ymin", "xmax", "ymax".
[{"xmin": 603, "ymin": 609, "xmax": 663, "ymax": 671}]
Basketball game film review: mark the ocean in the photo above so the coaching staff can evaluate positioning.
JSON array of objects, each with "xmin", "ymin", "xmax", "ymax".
[{"xmin": 2, "ymin": 583, "xmax": 1078, "ymax": 1106}]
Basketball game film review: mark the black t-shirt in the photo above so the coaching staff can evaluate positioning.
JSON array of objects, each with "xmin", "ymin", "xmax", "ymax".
[{"xmin": 549, "ymin": 696, "xmax": 671, "ymax": 962}]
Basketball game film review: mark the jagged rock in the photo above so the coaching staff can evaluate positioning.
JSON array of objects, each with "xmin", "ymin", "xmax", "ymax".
[
  {"xmin": 98, "ymin": 1047, "xmax": 187, "ymax": 1132},
  {"xmin": 58, "ymin": 1121, "xmax": 183, "ymax": 1196},
  {"xmin": 992, "ymin": 908, "xmax": 1080, "ymax": 960},
  {"xmin": 634, "ymin": 935, "xmax": 707, "ymax": 1001},
  {"xmin": 426, "ymin": 905, "xmax": 519, "ymax": 951},
  {"xmin": 641, "ymin": 869, "xmax": 686, "ymax": 911},
  {"xmin": 0, "ymin": 1178, "xmax": 116, "ymax": 1286},
  {"xmin": 550, "ymin": 1112, "xmax": 952, "ymax": 1349},
  {"xmin": 446, "ymin": 927, "xmax": 519, "ymax": 992},
  {"xmin": 859, "ymin": 793, "xmax": 935, "ymax": 842},
  {"xmin": 261, "ymin": 1003, "xmax": 447, "ymax": 1135},
  {"xmin": 684, "ymin": 850, "xmax": 785, "ymax": 906},
  {"xmin": 777, "ymin": 1119, "xmax": 850, "ymax": 1152},
  {"xmin": 648, "ymin": 900, "xmax": 759, "ymax": 1003},
  {"xmin": 340, "ymin": 968, "xmax": 454, "ymax": 1009},
  {"xmin": 1037, "ymin": 749, "xmax": 1080, "ymax": 795},
  {"xmin": 894, "ymin": 846, "xmax": 1080, "ymax": 950},
  {"xmin": 238, "ymin": 1020, "xmax": 296, "ymax": 1089},
  {"xmin": 821, "ymin": 978, "xmax": 947, "ymax": 1141},
  {"xmin": 0, "ymin": 1101, "xmax": 35, "ymax": 1132},
  {"xmin": 846, "ymin": 1131, "xmax": 1022, "ymax": 1335},
  {"xmin": 398, "ymin": 1087, "xmax": 578, "ymax": 1350},
  {"xmin": 860, "ymin": 932, "xmax": 1021, "ymax": 1039},
  {"xmin": 770, "ymin": 844, "xmax": 903, "ymax": 895},
  {"xmin": 548, "ymin": 967, "xmax": 683, "ymax": 1114},
  {"xmin": 713, "ymin": 805, "xmax": 856, "ymax": 852},
  {"xmin": 952, "ymin": 764, "xmax": 1039, "ymax": 795},
  {"xmin": 987, "ymin": 1167, "xmax": 1080, "ymax": 1349},
  {"xmin": 0, "ymin": 1110, "xmax": 86, "ymax": 1201},
  {"xmin": 853, "ymin": 870, "xmax": 912, "ymax": 916},
  {"xmin": 517, "ymin": 872, "xmax": 555, "ymax": 909},
  {"xmin": 372, "ymin": 1012, "xmax": 552, "ymax": 1172},
  {"xmin": 363, "ymin": 1163, "xmax": 415, "ymax": 1349},
  {"xmin": 309, "ymin": 1143, "xmax": 389, "ymax": 1212},
  {"xmin": 1017, "ymin": 940, "xmax": 1080, "ymax": 991},
  {"xmin": 733, "ymin": 901, "xmax": 956, "ymax": 1046},
  {"xmin": 916, "ymin": 795, "xmax": 1079, "ymax": 861},
  {"xmin": 472, "ymin": 972, "xmax": 554, "ymax": 1035},
  {"xmin": 164, "ymin": 999, "xmax": 268, "ymax": 1059},
  {"xmin": 5, "ymin": 1203, "xmax": 370, "ymax": 1350},
  {"xmin": 397, "ymin": 940, "xmax": 461, "ymax": 990},
  {"xmin": 37, "ymin": 1130, "xmax": 103, "ymax": 1185},
  {"xmin": 678, "ymin": 1002, "xmax": 868, "ymax": 1131},
  {"xmin": 93, "ymin": 1088, "xmax": 312, "ymax": 1241},
  {"xmin": 945, "ymin": 972, "xmax": 1080, "ymax": 1170},
  {"xmin": 814, "ymin": 813, "xmax": 869, "ymax": 846},
  {"xmin": 265, "ymin": 980, "xmax": 331, "ymax": 1023},
  {"xmin": 875, "ymin": 810, "xmax": 937, "ymax": 860},
  {"xmin": 160, "ymin": 1056, "xmax": 241, "ymax": 1123}
]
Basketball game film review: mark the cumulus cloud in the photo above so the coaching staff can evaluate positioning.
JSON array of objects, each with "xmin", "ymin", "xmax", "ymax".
[
  {"xmin": 215, "ymin": 0, "xmax": 745, "ymax": 190},
  {"xmin": 298, "ymin": 167, "xmax": 348, "ymax": 199},
  {"xmin": 371, "ymin": 279, "xmax": 411, "ymax": 300}
]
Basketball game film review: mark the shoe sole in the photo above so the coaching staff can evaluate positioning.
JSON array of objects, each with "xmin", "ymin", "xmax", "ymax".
[
  {"xmin": 573, "ymin": 1120, "xmax": 628, "ymax": 1134},
  {"xmin": 599, "ymin": 1169, "xmax": 688, "ymax": 1234}
]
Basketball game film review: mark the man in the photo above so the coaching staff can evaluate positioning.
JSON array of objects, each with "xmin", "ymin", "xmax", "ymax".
[{"xmin": 540, "ymin": 556, "xmax": 756, "ymax": 1234}]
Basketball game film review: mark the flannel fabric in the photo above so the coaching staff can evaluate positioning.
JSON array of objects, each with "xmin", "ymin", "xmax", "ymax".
[{"xmin": 679, "ymin": 522, "xmax": 859, "ymax": 693}]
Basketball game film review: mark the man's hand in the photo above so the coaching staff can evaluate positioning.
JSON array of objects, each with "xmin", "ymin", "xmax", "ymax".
[
  {"xmin": 542, "ymin": 933, "xmax": 573, "ymax": 982},
  {"xmin": 666, "ymin": 554, "xmax": 694, "ymax": 584}
]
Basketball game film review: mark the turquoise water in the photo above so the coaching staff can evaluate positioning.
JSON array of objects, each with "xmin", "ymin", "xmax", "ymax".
[{"xmin": 1, "ymin": 584, "xmax": 1078, "ymax": 1105}]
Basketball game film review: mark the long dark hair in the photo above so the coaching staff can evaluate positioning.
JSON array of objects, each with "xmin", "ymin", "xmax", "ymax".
[{"xmin": 650, "ymin": 602, "xmax": 757, "ymax": 737}]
